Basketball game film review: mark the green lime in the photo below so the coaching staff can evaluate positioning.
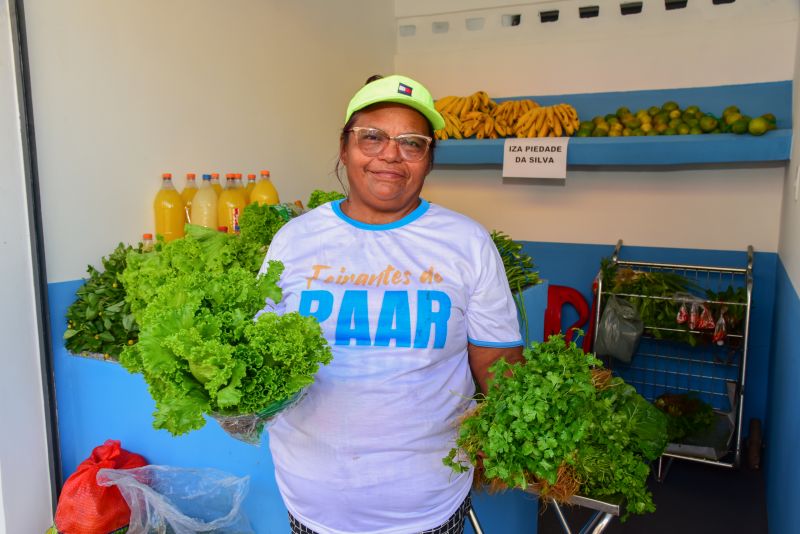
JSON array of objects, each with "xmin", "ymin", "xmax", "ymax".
[
  {"xmin": 646, "ymin": 130, "xmax": 659, "ymax": 136},
  {"xmin": 687, "ymin": 118, "xmax": 699, "ymax": 128},
  {"xmin": 710, "ymin": 128, "xmax": 722, "ymax": 134},
  {"xmin": 662, "ymin": 101, "xmax": 679, "ymax": 112},
  {"xmin": 681, "ymin": 111, "xmax": 695, "ymax": 123},
  {"xmin": 654, "ymin": 112, "xmax": 670, "ymax": 126},
  {"xmin": 669, "ymin": 118, "xmax": 682, "ymax": 129},
  {"xmin": 677, "ymin": 124, "xmax": 690, "ymax": 135},
  {"xmin": 655, "ymin": 123, "xmax": 669, "ymax": 133},
  {"xmin": 605, "ymin": 113, "xmax": 617, "ymax": 122},
  {"xmin": 748, "ymin": 117, "xmax": 769, "ymax": 136},
  {"xmin": 699, "ymin": 116, "xmax": 718, "ymax": 132},
  {"xmin": 669, "ymin": 109, "xmax": 682, "ymax": 119},
  {"xmin": 591, "ymin": 128, "xmax": 609, "ymax": 137},
  {"xmin": 761, "ymin": 113, "xmax": 777, "ymax": 125},
  {"xmin": 648, "ymin": 106, "xmax": 661, "ymax": 116},
  {"xmin": 580, "ymin": 121, "xmax": 595, "ymax": 131},
  {"xmin": 576, "ymin": 129, "xmax": 592, "ymax": 137},
  {"xmin": 641, "ymin": 123, "xmax": 653, "ymax": 133},
  {"xmin": 731, "ymin": 118, "xmax": 749, "ymax": 134},
  {"xmin": 592, "ymin": 116, "xmax": 605, "ymax": 125},
  {"xmin": 622, "ymin": 128, "xmax": 632, "ymax": 137},
  {"xmin": 607, "ymin": 116, "xmax": 620, "ymax": 125},
  {"xmin": 616, "ymin": 106, "xmax": 631, "ymax": 118},
  {"xmin": 723, "ymin": 105, "xmax": 740, "ymax": 118},
  {"xmin": 685, "ymin": 105, "xmax": 700, "ymax": 115},
  {"xmin": 725, "ymin": 112, "xmax": 742, "ymax": 126},
  {"xmin": 689, "ymin": 126, "xmax": 703, "ymax": 135},
  {"xmin": 623, "ymin": 117, "xmax": 642, "ymax": 129},
  {"xmin": 608, "ymin": 129, "xmax": 622, "ymax": 137},
  {"xmin": 632, "ymin": 128, "xmax": 645, "ymax": 136},
  {"xmin": 664, "ymin": 128, "xmax": 677, "ymax": 135}
]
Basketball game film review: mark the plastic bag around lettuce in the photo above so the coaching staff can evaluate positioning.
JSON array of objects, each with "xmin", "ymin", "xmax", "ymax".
[
  {"xmin": 209, "ymin": 387, "xmax": 308, "ymax": 446},
  {"xmin": 96, "ymin": 466, "xmax": 253, "ymax": 534},
  {"xmin": 594, "ymin": 295, "xmax": 644, "ymax": 363}
]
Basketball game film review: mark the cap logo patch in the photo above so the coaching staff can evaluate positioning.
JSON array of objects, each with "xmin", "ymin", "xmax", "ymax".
[{"xmin": 397, "ymin": 83, "xmax": 413, "ymax": 96}]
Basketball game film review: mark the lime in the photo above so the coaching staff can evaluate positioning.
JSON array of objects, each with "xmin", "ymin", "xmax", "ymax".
[
  {"xmin": 654, "ymin": 112, "xmax": 670, "ymax": 125},
  {"xmin": 681, "ymin": 111, "xmax": 695, "ymax": 123},
  {"xmin": 648, "ymin": 106, "xmax": 661, "ymax": 116},
  {"xmin": 632, "ymin": 128, "xmax": 645, "ymax": 136},
  {"xmin": 664, "ymin": 128, "xmax": 677, "ymax": 135},
  {"xmin": 731, "ymin": 118, "xmax": 749, "ymax": 134},
  {"xmin": 607, "ymin": 116, "xmax": 620, "ymax": 125},
  {"xmin": 605, "ymin": 113, "xmax": 617, "ymax": 122},
  {"xmin": 669, "ymin": 109, "xmax": 682, "ymax": 120},
  {"xmin": 669, "ymin": 118, "xmax": 682, "ymax": 129},
  {"xmin": 699, "ymin": 116, "xmax": 718, "ymax": 132},
  {"xmin": 748, "ymin": 117, "xmax": 769, "ymax": 136},
  {"xmin": 616, "ymin": 106, "xmax": 631, "ymax": 118},
  {"xmin": 592, "ymin": 116, "xmax": 605, "ymax": 125},
  {"xmin": 662, "ymin": 101, "xmax": 679, "ymax": 112},
  {"xmin": 689, "ymin": 126, "xmax": 703, "ymax": 135},
  {"xmin": 685, "ymin": 105, "xmax": 700, "ymax": 115},
  {"xmin": 693, "ymin": 110, "xmax": 704, "ymax": 120},
  {"xmin": 646, "ymin": 130, "xmax": 659, "ymax": 136},
  {"xmin": 622, "ymin": 128, "xmax": 632, "ymax": 137},
  {"xmin": 611, "ymin": 122, "xmax": 624, "ymax": 133},
  {"xmin": 724, "ymin": 112, "xmax": 742, "ymax": 126},
  {"xmin": 677, "ymin": 124, "xmax": 690, "ymax": 135},
  {"xmin": 608, "ymin": 129, "xmax": 622, "ymax": 137},
  {"xmin": 687, "ymin": 118, "xmax": 699, "ymax": 128},
  {"xmin": 576, "ymin": 129, "xmax": 592, "ymax": 137},
  {"xmin": 580, "ymin": 121, "xmax": 595, "ymax": 131},
  {"xmin": 623, "ymin": 117, "xmax": 642, "ymax": 129},
  {"xmin": 641, "ymin": 123, "xmax": 653, "ymax": 133},
  {"xmin": 591, "ymin": 128, "xmax": 609, "ymax": 137},
  {"xmin": 723, "ymin": 105, "xmax": 740, "ymax": 118},
  {"xmin": 639, "ymin": 114, "xmax": 652, "ymax": 125},
  {"xmin": 655, "ymin": 123, "xmax": 669, "ymax": 133},
  {"xmin": 710, "ymin": 128, "xmax": 722, "ymax": 134},
  {"xmin": 761, "ymin": 113, "xmax": 777, "ymax": 125}
]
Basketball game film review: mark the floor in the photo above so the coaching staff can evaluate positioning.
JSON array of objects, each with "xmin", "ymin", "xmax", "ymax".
[{"xmin": 537, "ymin": 457, "xmax": 768, "ymax": 534}]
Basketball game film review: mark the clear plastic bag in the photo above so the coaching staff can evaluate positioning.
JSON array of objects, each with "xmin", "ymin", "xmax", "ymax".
[
  {"xmin": 209, "ymin": 387, "xmax": 308, "ymax": 446},
  {"xmin": 594, "ymin": 295, "xmax": 644, "ymax": 363},
  {"xmin": 96, "ymin": 465, "xmax": 253, "ymax": 534}
]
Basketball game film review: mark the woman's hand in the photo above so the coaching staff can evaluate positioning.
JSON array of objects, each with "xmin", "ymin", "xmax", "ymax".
[{"xmin": 467, "ymin": 343, "xmax": 524, "ymax": 395}]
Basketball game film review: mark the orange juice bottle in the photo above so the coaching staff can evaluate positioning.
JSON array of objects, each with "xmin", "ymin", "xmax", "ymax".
[
  {"xmin": 210, "ymin": 173, "xmax": 223, "ymax": 195},
  {"xmin": 191, "ymin": 174, "xmax": 218, "ymax": 229},
  {"xmin": 217, "ymin": 174, "xmax": 247, "ymax": 234},
  {"xmin": 250, "ymin": 169, "xmax": 280, "ymax": 205},
  {"xmin": 181, "ymin": 173, "xmax": 198, "ymax": 223},
  {"xmin": 245, "ymin": 173, "xmax": 257, "ymax": 201},
  {"xmin": 153, "ymin": 173, "xmax": 185, "ymax": 242}
]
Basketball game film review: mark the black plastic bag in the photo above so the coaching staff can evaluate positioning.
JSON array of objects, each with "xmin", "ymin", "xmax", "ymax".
[{"xmin": 594, "ymin": 295, "xmax": 644, "ymax": 363}]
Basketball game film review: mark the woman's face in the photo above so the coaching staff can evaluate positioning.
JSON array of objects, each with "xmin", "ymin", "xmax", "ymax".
[{"xmin": 341, "ymin": 103, "xmax": 432, "ymax": 220}]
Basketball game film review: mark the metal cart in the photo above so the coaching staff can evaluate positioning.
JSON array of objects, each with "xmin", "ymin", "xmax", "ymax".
[{"xmin": 592, "ymin": 240, "xmax": 753, "ymax": 475}]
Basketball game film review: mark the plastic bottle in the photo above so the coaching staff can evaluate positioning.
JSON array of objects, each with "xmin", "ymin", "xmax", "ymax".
[
  {"xmin": 210, "ymin": 173, "xmax": 223, "ymax": 195},
  {"xmin": 181, "ymin": 173, "xmax": 198, "ymax": 223},
  {"xmin": 217, "ymin": 174, "xmax": 247, "ymax": 234},
  {"xmin": 153, "ymin": 173, "xmax": 185, "ymax": 242},
  {"xmin": 245, "ymin": 173, "xmax": 257, "ymax": 201},
  {"xmin": 191, "ymin": 174, "xmax": 219, "ymax": 229},
  {"xmin": 142, "ymin": 233, "xmax": 154, "ymax": 252},
  {"xmin": 249, "ymin": 169, "xmax": 280, "ymax": 205}
]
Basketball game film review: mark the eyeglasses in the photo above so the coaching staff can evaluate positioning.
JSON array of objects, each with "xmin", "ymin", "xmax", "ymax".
[{"xmin": 347, "ymin": 127, "xmax": 432, "ymax": 162}]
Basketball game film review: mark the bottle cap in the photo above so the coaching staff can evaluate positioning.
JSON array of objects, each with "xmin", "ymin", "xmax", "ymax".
[
  {"xmin": 236, "ymin": 173, "xmax": 243, "ymax": 179},
  {"xmin": 202, "ymin": 174, "xmax": 211, "ymax": 180},
  {"xmin": 162, "ymin": 173, "xmax": 172, "ymax": 179},
  {"xmin": 217, "ymin": 226, "xmax": 228, "ymax": 233},
  {"xmin": 247, "ymin": 174, "xmax": 256, "ymax": 180},
  {"xmin": 143, "ymin": 233, "xmax": 153, "ymax": 240},
  {"xmin": 186, "ymin": 173, "xmax": 196, "ymax": 180},
  {"xmin": 260, "ymin": 170, "xmax": 270, "ymax": 177},
  {"xmin": 226, "ymin": 173, "xmax": 233, "ymax": 179},
  {"xmin": 211, "ymin": 173, "xmax": 220, "ymax": 179}
]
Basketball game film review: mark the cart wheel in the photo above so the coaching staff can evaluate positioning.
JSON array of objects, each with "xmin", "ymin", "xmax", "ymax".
[{"xmin": 746, "ymin": 418, "xmax": 762, "ymax": 470}]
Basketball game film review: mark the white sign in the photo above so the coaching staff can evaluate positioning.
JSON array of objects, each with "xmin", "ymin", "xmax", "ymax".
[{"xmin": 502, "ymin": 137, "xmax": 569, "ymax": 179}]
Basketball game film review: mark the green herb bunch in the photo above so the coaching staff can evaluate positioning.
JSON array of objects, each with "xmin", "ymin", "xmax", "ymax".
[
  {"xmin": 64, "ymin": 242, "xmax": 143, "ymax": 359},
  {"xmin": 444, "ymin": 334, "xmax": 667, "ymax": 519},
  {"xmin": 491, "ymin": 230, "xmax": 540, "ymax": 345},
  {"xmin": 119, "ymin": 224, "xmax": 331, "ymax": 437}
]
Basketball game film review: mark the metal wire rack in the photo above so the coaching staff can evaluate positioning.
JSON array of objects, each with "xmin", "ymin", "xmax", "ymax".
[{"xmin": 592, "ymin": 240, "xmax": 753, "ymax": 472}]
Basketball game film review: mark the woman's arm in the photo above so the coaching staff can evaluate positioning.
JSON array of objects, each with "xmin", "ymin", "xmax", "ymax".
[{"xmin": 467, "ymin": 343, "xmax": 524, "ymax": 395}]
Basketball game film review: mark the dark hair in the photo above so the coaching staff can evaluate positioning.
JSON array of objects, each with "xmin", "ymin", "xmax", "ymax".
[{"xmin": 334, "ymin": 74, "xmax": 436, "ymax": 188}]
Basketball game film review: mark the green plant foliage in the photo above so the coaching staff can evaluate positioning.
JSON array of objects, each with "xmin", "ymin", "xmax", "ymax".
[
  {"xmin": 307, "ymin": 189, "xmax": 346, "ymax": 209},
  {"xmin": 64, "ymin": 242, "xmax": 143, "ymax": 359},
  {"xmin": 119, "ymin": 224, "xmax": 331, "ymax": 436},
  {"xmin": 444, "ymin": 334, "xmax": 667, "ymax": 520}
]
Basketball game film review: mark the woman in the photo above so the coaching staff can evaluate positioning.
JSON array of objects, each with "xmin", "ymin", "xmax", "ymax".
[{"xmin": 261, "ymin": 74, "xmax": 524, "ymax": 534}]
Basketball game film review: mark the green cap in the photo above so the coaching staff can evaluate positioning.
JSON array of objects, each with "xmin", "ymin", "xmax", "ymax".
[{"xmin": 345, "ymin": 74, "xmax": 445, "ymax": 131}]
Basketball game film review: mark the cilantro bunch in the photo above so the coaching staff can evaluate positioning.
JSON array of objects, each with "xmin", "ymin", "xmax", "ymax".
[
  {"xmin": 445, "ymin": 335, "xmax": 667, "ymax": 519},
  {"xmin": 119, "ymin": 224, "xmax": 331, "ymax": 437}
]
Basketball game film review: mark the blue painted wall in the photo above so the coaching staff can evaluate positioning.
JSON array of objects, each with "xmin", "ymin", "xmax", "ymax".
[{"xmin": 765, "ymin": 260, "xmax": 800, "ymax": 534}]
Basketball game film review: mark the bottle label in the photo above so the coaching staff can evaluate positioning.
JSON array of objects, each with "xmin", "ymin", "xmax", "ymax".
[{"xmin": 233, "ymin": 207, "xmax": 240, "ymax": 233}]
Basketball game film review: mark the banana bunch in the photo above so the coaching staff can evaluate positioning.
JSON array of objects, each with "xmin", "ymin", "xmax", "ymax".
[
  {"xmin": 491, "ymin": 99, "xmax": 540, "ymax": 132},
  {"xmin": 513, "ymin": 103, "xmax": 580, "ymax": 138},
  {"xmin": 435, "ymin": 91, "xmax": 497, "ymax": 140}
]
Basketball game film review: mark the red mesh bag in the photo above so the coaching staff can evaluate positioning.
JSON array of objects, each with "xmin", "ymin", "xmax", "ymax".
[{"xmin": 54, "ymin": 439, "xmax": 147, "ymax": 534}]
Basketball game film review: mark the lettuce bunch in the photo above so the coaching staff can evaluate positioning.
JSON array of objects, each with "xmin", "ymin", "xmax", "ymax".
[{"xmin": 120, "ymin": 224, "xmax": 331, "ymax": 436}]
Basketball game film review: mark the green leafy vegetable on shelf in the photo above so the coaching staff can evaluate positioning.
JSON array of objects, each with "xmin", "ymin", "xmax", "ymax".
[
  {"xmin": 654, "ymin": 393, "xmax": 716, "ymax": 442},
  {"xmin": 307, "ymin": 189, "xmax": 346, "ymax": 210},
  {"xmin": 238, "ymin": 202, "xmax": 290, "ymax": 251},
  {"xmin": 444, "ymin": 334, "xmax": 667, "ymax": 520},
  {"xmin": 64, "ymin": 242, "xmax": 143, "ymax": 360},
  {"xmin": 119, "ymin": 225, "xmax": 331, "ymax": 437}
]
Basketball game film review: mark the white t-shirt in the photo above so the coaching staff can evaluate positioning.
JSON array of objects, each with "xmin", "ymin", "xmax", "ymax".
[{"xmin": 261, "ymin": 199, "xmax": 522, "ymax": 534}]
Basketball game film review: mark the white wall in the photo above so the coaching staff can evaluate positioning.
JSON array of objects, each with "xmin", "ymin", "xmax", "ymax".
[
  {"xmin": 23, "ymin": 0, "xmax": 396, "ymax": 283},
  {"xmin": 0, "ymin": 2, "xmax": 53, "ymax": 532},
  {"xmin": 778, "ymin": 18, "xmax": 800, "ymax": 291},
  {"xmin": 396, "ymin": 0, "xmax": 799, "ymax": 252}
]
